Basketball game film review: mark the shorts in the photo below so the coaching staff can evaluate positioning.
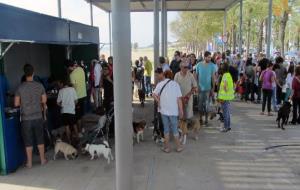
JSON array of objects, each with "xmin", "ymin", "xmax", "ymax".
[
  {"xmin": 76, "ymin": 97, "xmax": 86, "ymax": 120},
  {"xmin": 161, "ymin": 115, "xmax": 179, "ymax": 137},
  {"xmin": 61, "ymin": 113, "xmax": 76, "ymax": 126},
  {"xmin": 21, "ymin": 119, "xmax": 44, "ymax": 147},
  {"xmin": 198, "ymin": 91, "xmax": 210, "ymax": 114}
]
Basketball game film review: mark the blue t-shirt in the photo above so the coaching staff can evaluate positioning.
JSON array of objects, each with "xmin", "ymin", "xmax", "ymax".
[{"xmin": 195, "ymin": 61, "xmax": 216, "ymax": 91}]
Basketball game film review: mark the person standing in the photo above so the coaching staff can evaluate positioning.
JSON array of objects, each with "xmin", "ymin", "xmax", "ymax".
[
  {"xmin": 159, "ymin": 56, "xmax": 170, "ymax": 72},
  {"xmin": 195, "ymin": 51, "xmax": 216, "ymax": 125},
  {"xmin": 107, "ymin": 56, "xmax": 113, "ymax": 78},
  {"xmin": 291, "ymin": 66, "xmax": 300, "ymax": 125},
  {"xmin": 260, "ymin": 61, "xmax": 275, "ymax": 116},
  {"xmin": 101, "ymin": 63, "xmax": 114, "ymax": 112},
  {"xmin": 274, "ymin": 56, "xmax": 287, "ymax": 106},
  {"xmin": 67, "ymin": 60, "xmax": 87, "ymax": 129},
  {"xmin": 174, "ymin": 61, "xmax": 198, "ymax": 140},
  {"xmin": 170, "ymin": 51, "xmax": 181, "ymax": 75},
  {"xmin": 143, "ymin": 56, "xmax": 153, "ymax": 97},
  {"xmin": 93, "ymin": 60, "xmax": 102, "ymax": 108},
  {"xmin": 57, "ymin": 79, "xmax": 78, "ymax": 143},
  {"xmin": 218, "ymin": 62, "xmax": 235, "ymax": 132},
  {"xmin": 285, "ymin": 65, "xmax": 294, "ymax": 102},
  {"xmin": 244, "ymin": 58, "xmax": 255, "ymax": 102},
  {"xmin": 14, "ymin": 64, "xmax": 47, "ymax": 168},
  {"xmin": 153, "ymin": 70, "xmax": 184, "ymax": 153}
]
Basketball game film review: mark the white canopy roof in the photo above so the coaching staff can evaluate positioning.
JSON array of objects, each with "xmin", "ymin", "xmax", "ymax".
[{"xmin": 88, "ymin": 0, "xmax": 240, "ymax": 12}]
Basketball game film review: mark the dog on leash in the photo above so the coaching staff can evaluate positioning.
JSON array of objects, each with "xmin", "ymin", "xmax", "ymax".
[
  {"xmin": 53, "ymin": 139, "xmax": 78, "ymax": 160},
  {"xmin": 179, "ymin": 119, "xmax": 188, "ymax": 145},
  {"xmin": 276, "ymin": 101, "xmax": 292, "ymax": 130},
  {"xmin": 133, "ymin": 120, "xmax": 146, "ymax": 143},
  {"xmin": 85, "ymin": 140, "xmax": 114, "ymax": 164}
]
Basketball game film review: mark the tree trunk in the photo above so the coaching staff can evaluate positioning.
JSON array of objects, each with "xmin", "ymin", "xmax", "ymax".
[
  {"xmin": 233, "ymin": 24, "xmax": 237, "ymax": 54},
  {"xmin": 297, "ymin": 28, "xmax": 300, "ymax": 51},
  {"xmin": 257, "ymin": 20, "xmax": 264, "ymax": 53},
  {"xmin": 279, "ymin": 11, "xmax": 289, "ymax": 56},
  {"xmin": 246, "ymin": 19, "xmax": 251, "ymax": 54}
]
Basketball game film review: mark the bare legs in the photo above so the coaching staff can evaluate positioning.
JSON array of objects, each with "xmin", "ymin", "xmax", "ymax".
[{"xmin": 25, "ymin": 144, "xmax": 47, "ymax": 168}]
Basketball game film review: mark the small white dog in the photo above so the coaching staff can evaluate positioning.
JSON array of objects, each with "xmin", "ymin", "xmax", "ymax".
[
  {"xmin": 85, "ymin": 141, "xmax": 114, "ymax": 164},
  {"xmin": 53, "ymin": 139, "xmax": 78, "ymax": 160}
]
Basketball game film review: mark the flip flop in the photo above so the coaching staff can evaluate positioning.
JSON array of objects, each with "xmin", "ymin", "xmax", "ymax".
[{"xmin": 161, "ymin": 147, "xmax": 170, "ymax": 153}]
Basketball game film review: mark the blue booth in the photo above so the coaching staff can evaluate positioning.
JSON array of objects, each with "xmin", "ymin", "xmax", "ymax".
[{"xmin": 0, "ymin": 3, "xmax": 99, "ymax": 175}]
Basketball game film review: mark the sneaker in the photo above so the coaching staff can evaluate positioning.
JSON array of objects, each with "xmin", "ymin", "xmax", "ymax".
[
  {"xmin": 220, "ymin": 128, "xmax": 228, "ymax": 132},
  {"xmin": 220, "ymin": 128, "xmax": 231, "ymax": 132}
]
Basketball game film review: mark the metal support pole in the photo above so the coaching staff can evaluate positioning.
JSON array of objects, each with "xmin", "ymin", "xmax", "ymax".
[
  {"xmin": 154, "ymin": 0, "xmax": 160, "ymax": 69},
  {"xmin": 90, "ymin": 0, "xmax": 94, "ymax": 26},
  {"xmin": 161, "ymin": 0, "xmax": 166, "ymax": 56},
  {"xmin": 57, "ymin": 0, "xmax": 62, "ymax": 18},
  {"xmin": 111, "ymin": 0, "xmax": 133, "ymax": 190},
  {"xmin": 164, "ymin": 8, "xmax": 168, "ymax": 57},
  {"xmin": 267, "ymin": 0, "xmax": 273, "ymax": 58},
  {"xmin": 239, "ymin": 0, "xmax": 243, "ymax": 54},
  {"xmin": 109, "ymin": 11, "xmax": 112, "ymax": 56},
  {"xmin": 223, "ymin": 10, "xmax": 227, "ymax": 52}
]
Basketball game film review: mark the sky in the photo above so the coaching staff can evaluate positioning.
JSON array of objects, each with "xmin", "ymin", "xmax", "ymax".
[{"xmin": 0, "ymin": 0, "xmax": 178, "ymax": 47}]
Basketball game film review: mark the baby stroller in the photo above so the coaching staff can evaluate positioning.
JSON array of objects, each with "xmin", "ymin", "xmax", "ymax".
[
  {"xmin": 80, "ymin": 104, "xmax": 114, "ymax": 146},
  {"xmin": 152, "ymin": 102, "xmax": 164, "ymax": 144}
]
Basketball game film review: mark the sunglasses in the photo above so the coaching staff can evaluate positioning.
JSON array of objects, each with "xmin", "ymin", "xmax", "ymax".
[{"xmin": 183, "ymin": 66, "xmax": 189, "ymax": 69}]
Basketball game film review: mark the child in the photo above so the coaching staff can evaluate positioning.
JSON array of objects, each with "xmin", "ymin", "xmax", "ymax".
[
  {"xmin": 57, "ymin": 79, "xmax": 78, "ymax": 143},
  {"xmin": 218, "ymin": 62, "xmax": 235, "ymax": 132},
  {"xmin": 236, "ymin": 73, "xmax": 246, "ymax": 100}
]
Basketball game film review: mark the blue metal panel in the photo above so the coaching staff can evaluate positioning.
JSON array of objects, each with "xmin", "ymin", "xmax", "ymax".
[
  {"xmin": 0, "ymin": 3, "xmax": 69, "ymax": 44},
  {"xmin": 69, "ymin": 21, "xmax": 99, "ymax": 44}
]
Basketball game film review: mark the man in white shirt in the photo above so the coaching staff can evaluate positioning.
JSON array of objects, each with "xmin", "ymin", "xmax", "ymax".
[
  {"xmin": 153, "ymin": 68, "xmax": 184, "ymax": 153},
  {"xmin": 94, "ymin": 61, "xmax": 102, "ymax": 108}
]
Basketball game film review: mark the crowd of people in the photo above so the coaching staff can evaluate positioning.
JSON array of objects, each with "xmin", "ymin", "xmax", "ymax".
[
  {"xmin": 14, "ymin": 48, "xmax": 300, "ymax": 167},
  {"xmin": 150, "ymin": 50, "xmax": 300, "ymax": 153}
]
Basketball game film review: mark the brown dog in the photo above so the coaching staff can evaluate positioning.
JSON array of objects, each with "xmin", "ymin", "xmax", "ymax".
[{"xmin": 133, "ymin": 120, "xmax": 146, "ymax": 143}]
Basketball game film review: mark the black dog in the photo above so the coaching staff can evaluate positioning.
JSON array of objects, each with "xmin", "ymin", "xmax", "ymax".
[{"xmin": 276, "ymin": 101, "xmax": 292, "ymax": 130}]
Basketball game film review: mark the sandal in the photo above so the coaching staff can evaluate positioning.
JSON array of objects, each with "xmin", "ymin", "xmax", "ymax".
[
  {"xmin": 25, "ymin": 163, "xmax": 32, "ymax": 169},
  {"xmin": 176, "ymin": 147, "xmax": 184, "ymax": 152},
  {"xmin": 161, "ymin": 147, "xmax": 170, "ymax": 153},
  {"xmin": 260, "ymin": 112, "xmax": 265, "ymax": 115},
  {"xmin": 41, "ymin": 159, "xmax": 48, "ymax": 166}
]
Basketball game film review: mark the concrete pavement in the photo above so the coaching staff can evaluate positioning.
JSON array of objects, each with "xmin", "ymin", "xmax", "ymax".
[{"xmin": 1, "ymin": 99, "xmax": 300, "ymax": 190}]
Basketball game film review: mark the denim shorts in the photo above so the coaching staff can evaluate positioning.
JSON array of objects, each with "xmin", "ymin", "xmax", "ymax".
[{"xmin": 161, "ymin": 115, "xmax": 179, "ymax": 137}]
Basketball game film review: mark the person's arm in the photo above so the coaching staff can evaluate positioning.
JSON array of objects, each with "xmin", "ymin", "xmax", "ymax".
[
  {"xmin": 14, "ymin": 96, "xmax": 21, "ymax": 107},
  {"xmin": 259, "ymin": 71, "xmax": 264, "ymax": 81},
  {"xmin": 57, "ymin": 91, "xmax": 62, "ymax": 106},
  {"xmin": 73, "ymin": 89, "xmax": 78, "ymax": 105},
  {"xmin": 177, "ymin": 97, "xmax": 184, "ymax": 119},
  {"xmin": 211, "ymin": 70, "xmax": 216, "ymax": 95}
]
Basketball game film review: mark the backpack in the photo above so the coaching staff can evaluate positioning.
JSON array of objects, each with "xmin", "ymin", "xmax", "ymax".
[
  {"xmin": 134, "ymin": 66, "xmax": 144, "ymax": 81},
  {"xmin": 245, "ymin": 66, "xmax": 254, "ymax": 79}
]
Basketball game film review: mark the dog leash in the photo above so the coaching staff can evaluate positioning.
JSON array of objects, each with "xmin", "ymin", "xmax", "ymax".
[{"xmin": 265, "ymin": 144, "xmax": 300, "ymax": 150}]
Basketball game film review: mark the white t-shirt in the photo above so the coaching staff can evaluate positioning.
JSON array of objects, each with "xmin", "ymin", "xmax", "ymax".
[
  {"xmin": 154, "ymin": 79, "xmax": 182, "ymax": 116},
  {"xmin": 94, "ymin": 63, "xmax": 102, "ymax": 87},
  {"xmin": 57, "ymin": 87, "xmax": 78, "ymax": 114},
  {"xmin": 286, "ymin": 73, "xmax": 293, "ymax": 89}
]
